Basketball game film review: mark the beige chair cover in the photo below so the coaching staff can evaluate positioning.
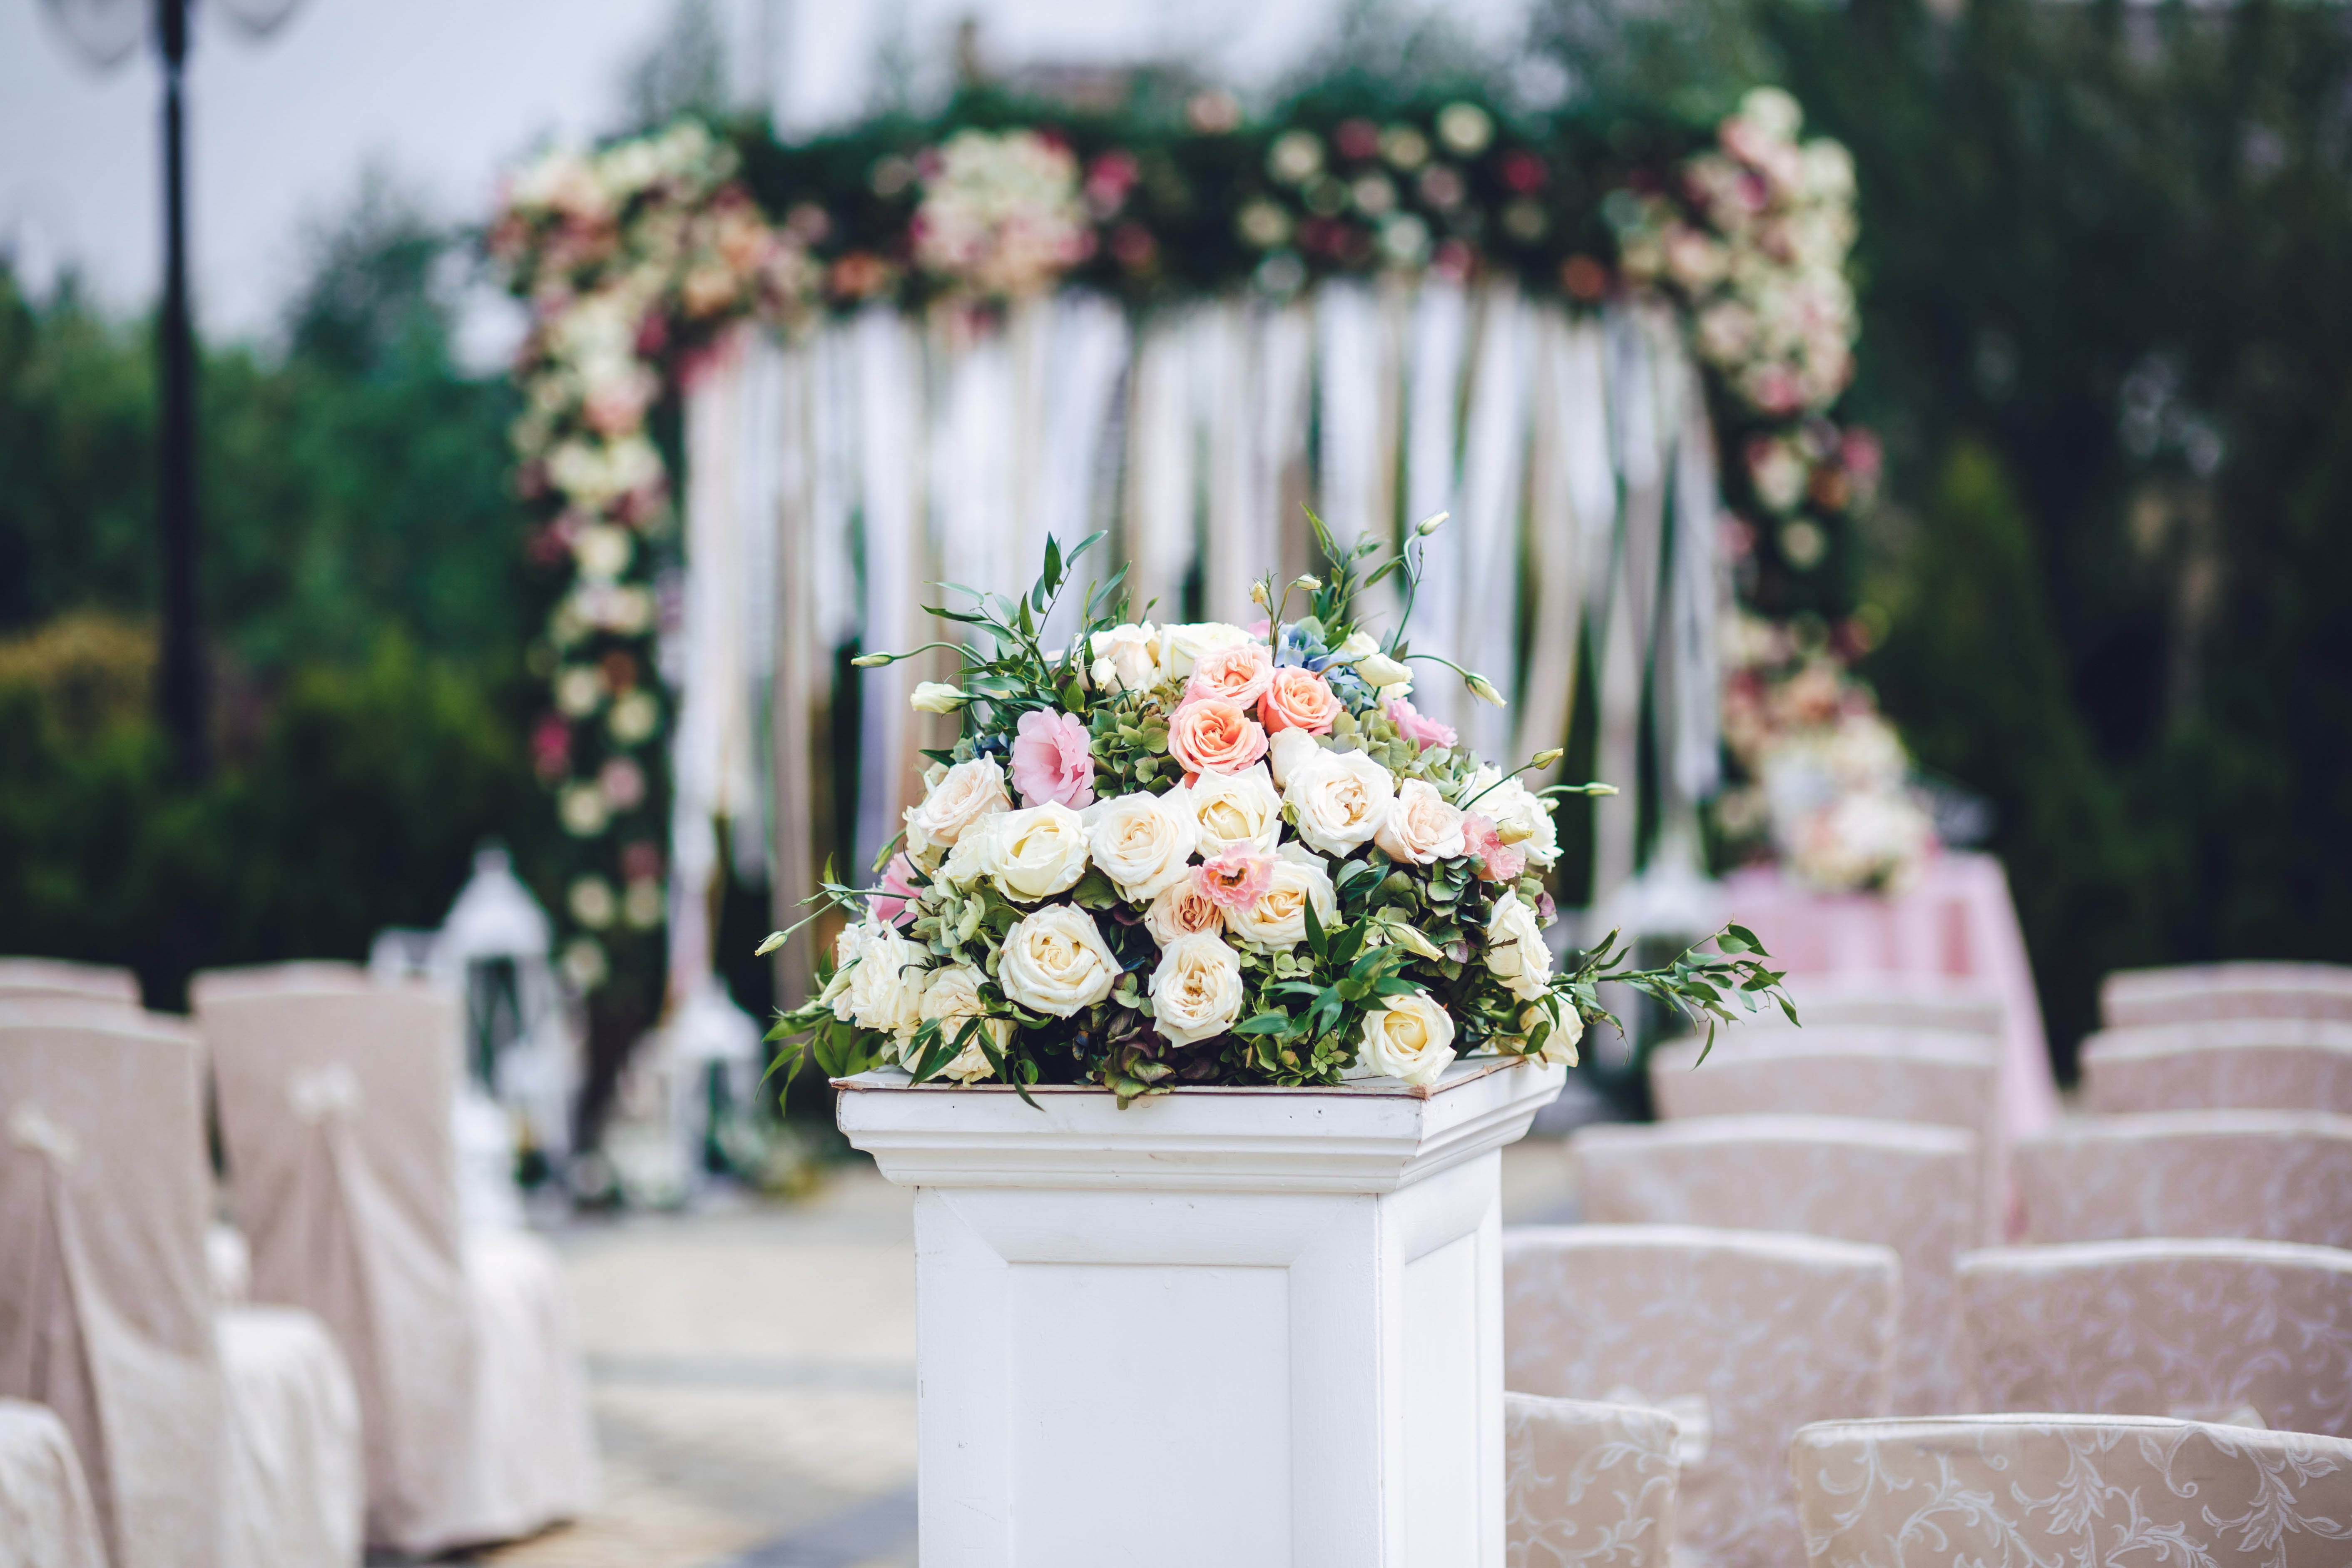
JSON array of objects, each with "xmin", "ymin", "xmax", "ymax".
[
  {"xmin": 1504, "ymin": 1392, "xmax": 1679, "ymax": 1568},
  {"xmin": 192, "ymin": 965, "xmax": 595, "ymax": 1556},
  {"xmin": 2013, "ymin": 1110, "xmax": 2352, "ymax": 1249},
  {"xmin": 1574, "ymin": 1116, "xmax": 1976, "ymax": 1415},
  {"xmin": 1648, "ymin": 1030, "xmax": 2006, "ymax": 1242},
  {"xmin": 1727, "ymin": 977, "xmax": 2005, "ymax": 1040},
  {"xmin": 2081, "ymin": 1019, "xmax": 2352, "ymax": 1115},
  {"xmin": 0, "ymin": 1013, "xmax": 363, "ymax": 1568},
  {"xmin": 0, "ymin": 1400, "xmax": 105, "ymax": 1568},
  {"xmin": 1960, "ymin": 1237, "xmax": 2352, "ymax": 1439},
  {"xmin": 1505, "ymin": 1224, "xmax": 1899, "ymax": 1568},
  {"xmin": 0, "ymin": 963, "xmax": 137, "ymax": 1010},
  {"xmin": 1789, "ymin": 1414, "xmax": 2352, "ymax": 1566},
  {"xmin": 2103, "ymin": 961, "xmax": 2352, "ymax": 1028}
]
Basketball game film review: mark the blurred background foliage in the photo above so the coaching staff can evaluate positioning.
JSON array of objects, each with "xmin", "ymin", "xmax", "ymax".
[{"xmin": 3, "ymin": 0, "xmax": 2348, "ymax": 1080}]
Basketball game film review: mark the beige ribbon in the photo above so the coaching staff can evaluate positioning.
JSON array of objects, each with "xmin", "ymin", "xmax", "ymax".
[
  {"xmin": 288, "ymin": 1063, "xmax": 363, "ymax": 1122},
  {"xmin": 7, "ymin": 1103, "xmax": 79, "ymax": 1165}
]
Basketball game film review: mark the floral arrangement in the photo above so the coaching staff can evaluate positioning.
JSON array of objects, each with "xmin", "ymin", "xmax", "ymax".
[
  {"xmin": 763, "ymin": 523, "xmax": 1792, "ymax": 1101},
  {"xmin": 1716, "ymin": 614, "xmax": 1938, "ymax": 895},
  {"xmin": 911, "ymin": 129, "xmax": 1096, "ymax": 300}
]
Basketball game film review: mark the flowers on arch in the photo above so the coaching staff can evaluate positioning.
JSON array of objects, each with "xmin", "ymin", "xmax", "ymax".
[{"xmin": 912, "ymin": 128, "xmax": 1095, "ymax": 301}]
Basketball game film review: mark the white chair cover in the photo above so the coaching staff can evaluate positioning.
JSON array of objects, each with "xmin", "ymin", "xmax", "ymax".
[
  {"xmin": 1574, "ymin": 1116, "xmax": 1977, "ymax": 1414},
  {"xmin": 2081, "ymin": 1019, "xmax": 2352, "ymax": 1115},
  {"xmin": 0, "ymin": 1399, "xmax": 105, "ymax": 1568},
  {"xmin": 0, "ymin": 963, "xmax": 137, "ymax": 1010},
  {"xmin": 1505, "ymin": 1224, "xmax": 1899, "ymax": 1568},
  {"xmin": 192, "ymin": 966, "xmax": 595, "ymax": 1555},
  {"xmin": 1960, "ymin": 1237, "xmax": 2352, "ymax": 1439},
  {"xmin": 1789, "ymin": 1414, "xmax": 2352, "ymax": 1566},
  {"xmin": 2103, "ymin": 961, "xmax": 2352, "ymax": 1028},
  {"xmin": 0, "ymin": 1012, "xmax": 362, "ymax": 1568},
  {"xmin": 1504, "ymin": 1392, "xmax": 1679, "ymax": 1568},
  {"xmin": 1726, "ymin": 977, "xmax": 2004, "ymax": 1040},
  {"xmin": 1648, "ymin": 1029, "xmax": 2006, "ymax": 1242},
  {"xmin": 2013, "ymin": 1110, "xmax": 2352, "ymax": 1250}
]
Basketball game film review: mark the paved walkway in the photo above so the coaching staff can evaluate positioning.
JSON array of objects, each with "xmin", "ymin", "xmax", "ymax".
[{"xmin": 470, "ymin": 1139, "xmax": 1578, "ymax": 1568}]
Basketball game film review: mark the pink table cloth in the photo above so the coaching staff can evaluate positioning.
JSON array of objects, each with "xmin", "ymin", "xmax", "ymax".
[{"xmin": 1719, "ymin": 851, "xmax": 2061, "ymax": 1137}]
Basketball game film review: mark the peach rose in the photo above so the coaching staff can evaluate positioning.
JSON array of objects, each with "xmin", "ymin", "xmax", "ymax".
[
  {"xmin": 1185, "ymin": 640, "xmax": 1274, "ymax": 709},
  {"xmin": 1168, "ymin": 696, "xmax": 1269, "ymax": 777},
  {"xmin": 1258, "ymin": 666, "xmax": 1341, "ymax": 735}
]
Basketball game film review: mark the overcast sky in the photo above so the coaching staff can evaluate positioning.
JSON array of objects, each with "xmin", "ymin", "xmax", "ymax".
[{"xmin": 0, "ymin": 0, "xmax": 1529, "ymax": 357}]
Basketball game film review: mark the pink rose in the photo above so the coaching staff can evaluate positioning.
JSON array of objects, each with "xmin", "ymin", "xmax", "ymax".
[
  {"xmin": 1258, "ymin": 667, "xmax": 1341, "ymax": 735},
  {"xmin": 1194, "ymin": 849, "xmax": 1275, "ymax": 911},
  {"xmin": 1462, "ymin": 813, "xmax": 1526, "ymax": 882},
  {"xmin": 1168, "ymin": 697, "xmax": 1269, "ymax": 778},
  {"xmin": 1385, "ymin": 699, "xmax": 1456, "ymax": 752},
  {"xmin": 1186, "ymin": 640, "xmax": 1274, "ymax": 709},
  {"xmin": 870, "ymin": 852, "xmax": 921, "ymax": 928},
  {"xmin": 1010, "ymin": 709, "xmax": 1096, "ymax": 809}
]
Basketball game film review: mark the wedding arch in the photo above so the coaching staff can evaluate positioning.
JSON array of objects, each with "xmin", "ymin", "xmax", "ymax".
[{"xmin": 493, "ymin": 82, "xmax": 1878, "ymax": 1030}]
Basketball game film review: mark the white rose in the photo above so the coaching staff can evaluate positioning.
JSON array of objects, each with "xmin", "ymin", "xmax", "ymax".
[
  {"xmin": 1524, "ymin": 1003, "xmax": 1583, "ymax": 1066},
  {"xmin": 1484, "ymin": 891, "xmax": 1554, "ymax": 1001},
  {"xmin": 916, "ymin": 965, "xmax": 1008, "ymax": 1083},
  {"xmin": 1185, "ymin": 764, "xmax": 1282, "ymax": 857},
  {"xmin": 1224, "ymin": 844, "xmax": 1338, "ymax": 950},
  {"xmin": 1084, "ymin": 790, "xmax": 1199, "ymax": 902},
  {"xmin": 998, "ymin": 905, "xmax": 1121, "ymax": 1017},
  {"xmin": 909, "ymin": 681, "xmax": 967, "ymax": 714},
  {"xmin": 1148, "ymin": 932, "xmax": 1246, "ymax": 1046},
  {"xmin": 1088, "ymin": 622, "xmax": 1162, "ymax": 694},
  {"xmin": 1359, "ymin": 990, "xmax": 1457, "ymax": 1086},
  {"xmin": 1461, "ymin": 768, "xmax": 1559, "ymax": 867},
  {"xmin": 843, "ymin": 921, "xmax": 927, "ymax": 1036},
  {"xmin": 1156, "ymin": 621, "xmax": 1254, "ymax": 680},
  {"xmin": 1267, "ymin": 725, "xmax": 1322, "ymax": 789},
  {"xmin": 1143, "ymin": 879, "xmax": 1226, "ymax": 946},
  {"xmin": 904, "ymin": 758, "xmax": 1013, "ymax": 860},
  {"xmin": 1284, "ymin": 746, "xmax": 1396, "ymax": 856},
  {"xmin": 937, "ymin": 816, "xmax": 998, "ymax": 890},
  {"xmin": 1374, "ymin": 778, "xmax": 1467, "ymax": 865},
  {"xmin": 983, "ymin": 802, "xmax": 1092, "ymax": 901}
]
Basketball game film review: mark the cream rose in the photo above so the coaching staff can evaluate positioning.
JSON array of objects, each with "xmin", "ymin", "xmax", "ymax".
[
  {"xmin": 1148, "ymin": 931, "xmax": 1246, "ymax": 1045},
  {"xmin": 1484, "ymin": 891, "xmax": 1554, "ymax": 1001},
  {"xmin": 1156, "ymin": 621, "xmax": 1254, "ymax": 680},
  {"xmin": 1185, "ymin": 764, "xmax": 1282, "ymax": 857},
  {"xmin": 1084, "ymin": 790, "xmax": 1199, "ymax": 902},
  {"xmin": 1266, "ymin": 725, "xmax": 1322, "ymax": 788},
  {"xmin": 936, "ymin": 816, "xmax": 998, "ymax": 890},
  {"xmin": 903, "ymin": 757, "xmax": 1013, "ymax": 861},
  {"xmin": 1223, "ymin": 844, "xmax": 1337, "ymax": 950},
  {"xmin": 1358, "ymin": 990, "xmax": 1457, "ymax": 1086},
  {"xmin": 1088, "ymin": 622, "xmax": 1162, "ymax": 694},
  {"xmin": 983, "ymin": 802, "xmax": 1092, "ymax": 901},
  {"xmin": 841, "ymin": 921, "xmax": 927, "ymax": 1036},
  {"xmin": 1143, "ymin": 879, "xmax": 1226, "ymax": 946},
  {"xmin": 1460, "ymin": 768, "xmax": 1560, "ymax": 867},
  {"xmin": 1525, "ymin": 1002, "xmax": 1583, "ymax": 1066},
  {"xmin": 916, "ymin": 965, "xmax": 1008, "ymax": 1083},
  {"xmin": 998, "ymin": 904, "xmax": 1120, "ymax": 1017},
  {"xmin": 1284, "ymin": 746, "xmax": 1396, "ymax": 856},
  {"xmin": 1374, "ymin": 778, "xmax": 1467, "ymax": 865}
]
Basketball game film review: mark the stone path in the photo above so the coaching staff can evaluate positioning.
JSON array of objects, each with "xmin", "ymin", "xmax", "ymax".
[{"xmin": 465, "ymin": 1138, "xmax": 1578, "ymax": 1568}]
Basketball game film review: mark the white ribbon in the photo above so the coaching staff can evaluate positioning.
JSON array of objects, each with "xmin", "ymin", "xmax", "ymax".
[
  {"xmin": 288, "ymin": 1063, "xmax": 363, "ymax": 1123},
  {"xmin": 7, "ymin": 1103, "xmax": 78, "ymax": 1165}
]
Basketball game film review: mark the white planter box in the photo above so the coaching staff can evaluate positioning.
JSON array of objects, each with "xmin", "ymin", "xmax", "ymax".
[{"xmin": 836, "ymin": 1055, "xmax": 1566, "ymax": 1568}]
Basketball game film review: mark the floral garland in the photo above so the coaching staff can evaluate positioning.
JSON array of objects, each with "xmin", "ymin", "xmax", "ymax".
[{"xmin": 764, "ymin": 525, "xmax": 1790, "ymax": 1100}]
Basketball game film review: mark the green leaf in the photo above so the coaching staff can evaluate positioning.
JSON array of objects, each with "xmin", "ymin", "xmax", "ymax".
[{"xmin": 1234, "ymin": 1013, "xmax": 1294, "ymax": 1036}]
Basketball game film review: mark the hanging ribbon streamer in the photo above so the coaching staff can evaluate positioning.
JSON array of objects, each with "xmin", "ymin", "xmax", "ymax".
[
  {"xmin": 1451, "ymin": 281, "xmax": 1533, "ymax": 766},
  {"xmin": 1036, "ymin": 293, "xmax": 1132, "ymax": 646},
  {"xmin": 1514, "ymin": 304, "xmax": 1588, "ymax": 767},
  {"xmin": 1402, "ymin": 276, "xmax": 1470, "ymax": 722},
  {"xmin": 1126, "ymin": 310, "xmax": 1197, "ymax": 621},
  {"xmin": 852, "ymin": 306, "xmax": 926, "ymax": 877}
]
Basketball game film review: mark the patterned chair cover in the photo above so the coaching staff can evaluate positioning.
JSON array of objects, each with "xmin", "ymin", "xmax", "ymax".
[
  {"xmin": 0, "ymin": 1399, "xmax": 105, "ymax": 1568},
  {"xmin": 1959, "ymin": 1237, "xmax": 2352, "ymax": 1439},
  {"xmin": 1648, "ymin": 1030, "xmax": 2005, "ymax": 1242},
  {"xmin": 2013, "ymin": 1110, "xmax": 2352, "ymax": 1250},
  {"xmin": 192, "ymin": 964, "xmax": 597, "ymax": 1556},
  {"xmin": 1574, "ymin": 1116, "xmax": 1977, "ymax": 1415},
  {"xmin": 1789, "ymin": 1414, "xmax": 2352, "ymax": 1566},
  {"xmin": 2081, "ymin": 1020, "xmax": 2352, "ymax": 1116},
  {"xmin": 1505, "ymin": 1393, "xmax": 1679, "ymax": 1568},
  {"xmin": 0, "ymin": 962, "xmax": 136, "ymax": 1009},
  {"xmin": 1505, "ymin": 1225, "xmax": 1899, "ymax": 1568},
  {"xmin": 2103, "ymin": 961, "xmax": 2352, "ymax": 1028},
  {"xmin": 0, "ymin": 1010, "xmax": 363, "ymax": 1568}
]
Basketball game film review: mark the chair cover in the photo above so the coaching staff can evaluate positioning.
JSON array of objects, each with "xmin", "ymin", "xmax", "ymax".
[
  {"xmin": 2081, "ymin": 1019, "xmax": 2352, "ymax": 1115},
  {"xmin": 2013, "ymin": 1110, "xmax": 2352, "ymax": 1249},
  {"xmin": 0, "ymin": 962, "xmax": 137, "ymax": 1009},
  {"xmin": 1960, "ymin": 1238, "xmax": 2352, "ymax": 1439},
  {"xmin": 1729, "ymin": 976, "xmax": 2005, "ymax": 1040},
  {"xmin": 0, "ymin": 1013, "xmax": 362, "ymax": 1568},
  {"xmin": 1504, "ymin": 1224, "xmax": 1899, "ymax": 1568},
  {"xmin": 2103, "ymin": 961, "xmax": 2352, "ymax": 1028},
  {"xmin": 192, "ymin": 966, "xmax": 595, "ymax": 1555},
  {"xmin": 1504, "ymin": 1392, "xmax": 1679, "ymax": 1568},
  {"xmin": 1788, "ymin": 1414, "xmax": 2352, "ymax": 1567},
  {"xmin": 1648, "ymin": 1030, "xmax": 2006, "ymax": 1242},
  {"xmin": 1574, "ymin": 1116, "xmax": 1977, "ymax": 1414},
  {"xmin": 0, "ymin": 1400, "xmax": 105, "ymax": 1568}
]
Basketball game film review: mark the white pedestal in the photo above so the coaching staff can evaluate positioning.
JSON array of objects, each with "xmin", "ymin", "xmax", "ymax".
[{"xmin": 837, "ymin": 1055, "xmax": 1566, "ymax": 1568}]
